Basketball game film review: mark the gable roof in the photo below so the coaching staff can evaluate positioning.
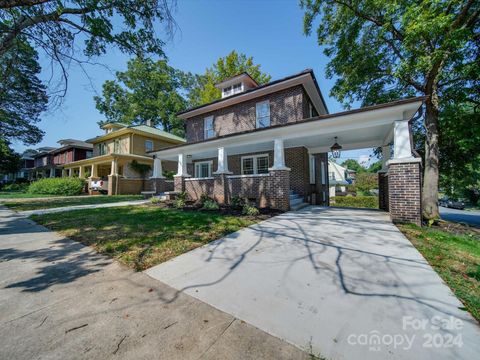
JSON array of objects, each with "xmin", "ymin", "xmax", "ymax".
[{"xmin": 177, "ymin": 69, "xmax": 329, "ymax": 119}]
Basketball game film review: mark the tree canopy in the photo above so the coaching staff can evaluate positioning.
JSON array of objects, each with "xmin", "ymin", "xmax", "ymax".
[
  {"xmin": 0, "ymin": 39, "xmax": 47, "ymax": 145},
  {"xmin": 94, "ymin": 57, "xmax": 191, "ymax": 136},
  {"xmin": 302, "ymin": 0, "xmax": 479, "ymax": 220},
  {"xmin": 189, "ymin": 50, "xmax": 271, "ymax": 105}
]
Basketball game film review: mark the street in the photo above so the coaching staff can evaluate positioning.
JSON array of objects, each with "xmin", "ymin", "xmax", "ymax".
[{"xmin": 440, "ymin": 207, "xmax": 480, "ymax": 227}]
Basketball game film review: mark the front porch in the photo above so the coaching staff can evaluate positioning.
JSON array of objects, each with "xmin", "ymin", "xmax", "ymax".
[
  {"xmin": 62, "ymin": 154, "xmax": 172, "ymax": 196},
  {"xmin": 151, "ymin": 97, "xmax": 424, "ymax": 225}
]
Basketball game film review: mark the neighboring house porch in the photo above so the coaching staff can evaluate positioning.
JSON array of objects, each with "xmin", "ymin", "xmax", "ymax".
[{"xmin": 150, "ymin": 97, "xmax": 424, "ymax": 225}]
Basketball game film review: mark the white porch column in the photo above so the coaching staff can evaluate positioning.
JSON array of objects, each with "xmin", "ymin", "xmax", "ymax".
[
  {"xmin": 151, "ymin": 157, "xmax": 165, "ymax": 178},
  {"xmin": 381, "ymin": 145, "xmax": 391, "ymax": 171},
  {"xmin": 49, "ymin": 168, "xmax": 55, "ymax": 178},
  {"xmin": 175, "ymin": 153, "xmax": 190, "ymax": 177},
  {"xmin": 269, "ymin": 138, "xmax": 290, "ymax": 171},
  {"xmin": 214, "ymin": 147, "xmax": 232, "ymax": 174},
  {"xmin": 61, "ymin": 169, "xmax": 67, "ymax": 177},
  {"xmin": 110, "ymin": 158, "xmax": 118, "ymax": 176},
  {"xmin": 68, "ymin": 168, "xmax": 72, "ymax": 177},
  {"xmin": 392, "ymin": 120, "xmax": 414, "ymax": 160},
  {"xmin": 79, "ymin": 166, "xmax": 85, "ymax": 179}
]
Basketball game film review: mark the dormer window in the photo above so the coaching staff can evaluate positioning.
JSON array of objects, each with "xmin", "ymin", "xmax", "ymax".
[{"xmin": 222, "ymin": 82, "xmax": 243, "ymax": 98}]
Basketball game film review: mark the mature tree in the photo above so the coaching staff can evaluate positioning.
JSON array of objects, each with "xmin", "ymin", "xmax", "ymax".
[
  {"xmin": 355, "ymin": 172, "xmax": 378, "ymax": 192},
  {"xmin": 0, "ymin": 139, "xmax": 21, "ymax": 174},
  {"xmin": 341, "ymin": 159, "xmax": 365, "ymax": 173},
  {"xmin": 0, "ymin": 0, "xmax": 176, "ymax": 97},
  {"xmin": 302, "ymin": 0, "xmax": 479, "ymax": 220},
  {"xmin": 94, "ymin": 57, "xmax": 191, "ymax": 136},
  {"xmin": 0, "ymin": 39, "xmax": 47, "ymax": 145},
  {"xmin": 190, "ymin": 50, "xmax": 271, "ymax": 105},
  {"xmin": 367, "ymin": 160, "xmax": 382, "ymax": 173}
]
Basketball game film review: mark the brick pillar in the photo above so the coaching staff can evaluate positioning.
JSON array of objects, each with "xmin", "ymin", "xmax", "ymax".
[
  {"xmin": 269, "ymin": 169, "xmax": 290, "ymax": 211},
  {"xmin": 378, "ymin": 171, "xmax": 389, "ymax": 211},
  {"xmin": 174, "ymin": 176, "xmax": 186, "ymax": 192},
  {"xmin": 108, "ymin": 175, "xmax": 119, "ymax": 195},
  {"xmin": 213, "ymin": 173, "xmax": 228, "ymax": 204},
  {"xmin": 151, "ymin": 178, "xmax": 166, "ymax": 194},
  {"xmin": 388, "ymin": 159, "xmax": 422, "ymax": 226}
]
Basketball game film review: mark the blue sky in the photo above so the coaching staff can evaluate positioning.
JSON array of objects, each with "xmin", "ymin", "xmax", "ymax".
[{"xmin": 14, "ymin": 0, "xmax": 376, "ymax": 165}]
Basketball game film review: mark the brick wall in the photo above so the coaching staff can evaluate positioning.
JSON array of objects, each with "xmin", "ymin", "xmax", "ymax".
[
  {"xmin": 388, "ymin": 161, "xmax": 422, "ymax": 225},
  {"xmin": 190, "ymin": 146, "xmax": 310, "ymax": 197},
  {"xmin": 227, "ymin": 175, "xmax": 270, "ymax": 207},
  {"xmin": 185, "ymin": 178, "xmax": 214, "ymax": 200},
  {"xmin": 185, "ymin": 85, "xmax": 305, "ymax": 142}
]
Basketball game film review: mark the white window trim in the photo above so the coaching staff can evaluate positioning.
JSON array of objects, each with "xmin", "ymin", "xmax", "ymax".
[
  {"xmin": 256, "ymin": 100, "xmax": 271, "ymax": 128},
  {"xmin": 194, "ymin": 160, "xmax": 213, "ymax": 178},
  {"xmin": 309, "ymin": 154, "xmax": 316, "ymax": 184},
  {"xmin": 145, "ymin": 140, "xmax": 153, "ymax": 152},
  {"xmin": 204, "ymin": 116, "xmax": 215, "ymax": 139},
  {"xmin": 241, "ymin": 154, "xmax": 269, "ymax": 175}
]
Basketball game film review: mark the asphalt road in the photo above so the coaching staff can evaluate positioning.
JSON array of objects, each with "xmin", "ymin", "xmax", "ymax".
[{"xmin": 440, "ymin": 206, "xmax": 480, "ymax": 227}]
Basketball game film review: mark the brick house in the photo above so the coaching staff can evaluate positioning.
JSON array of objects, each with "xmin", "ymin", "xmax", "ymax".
[{"xmin": 150, "ymin": 70, "xmax": 424, "ymax": 225}]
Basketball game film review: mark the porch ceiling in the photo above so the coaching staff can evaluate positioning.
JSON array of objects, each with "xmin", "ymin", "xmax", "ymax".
[{"xmin": 153, "ymin": 97, "xmax": 424, "ymax": 161}]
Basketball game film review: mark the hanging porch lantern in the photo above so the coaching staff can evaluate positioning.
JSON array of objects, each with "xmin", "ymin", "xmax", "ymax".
[{"xmin": 330, "ymin": 137, "xmax": 342, "ymax": 158}]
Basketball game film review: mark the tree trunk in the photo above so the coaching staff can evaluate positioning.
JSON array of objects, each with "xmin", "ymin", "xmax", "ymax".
[{"xmin": 422, "ymin": 92, "xmax": 440, "ymax": 220}]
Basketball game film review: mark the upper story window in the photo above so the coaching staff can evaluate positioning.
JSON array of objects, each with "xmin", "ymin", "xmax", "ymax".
[
  {"xmin": 99, "ymin": 143, "xmax": 107, "ymax": 155},
  {"xmin": 204, "ymin": 116, "xmax": 215, "ymax": 139},
  {"xmin": 194, "ymin": 161, "xmax": 212, "ymax": 178},
  {"xmin": 222, "ymin": 82, "xmax": 243, "ymax": 98},
  {"xmin": 256, "ymin": 101, "xmax": 270, "ymax": 128},
  {"xmin": 86, "ymin": 151, "xmax": 93, "ymax": 159},
  {"xmin": 145, "ymin": 140, "xmax": 153, "ymax": 152},
  {"xmin": 241, "ymin": 154, "xmax": 269, "ymax": 175}
]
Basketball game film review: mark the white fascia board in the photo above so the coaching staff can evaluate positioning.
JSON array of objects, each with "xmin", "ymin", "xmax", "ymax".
[{"xmin": 153, "ymin": 100, "xmax": 422, "ymax": 160}]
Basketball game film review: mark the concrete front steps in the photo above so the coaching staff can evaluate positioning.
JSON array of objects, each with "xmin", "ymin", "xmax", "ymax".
[{"xmin": 289, "ymin": 192, "xmax": 309, "ymax": 211}]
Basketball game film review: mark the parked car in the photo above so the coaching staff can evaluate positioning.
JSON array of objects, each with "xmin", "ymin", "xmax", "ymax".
[
  {"xmin": 90, "ymin": 179, "xmax": 108, "ymax": 195},
  {"xmin": 439, "ymin": 197, "xmax": 465, "ymax": 210}
]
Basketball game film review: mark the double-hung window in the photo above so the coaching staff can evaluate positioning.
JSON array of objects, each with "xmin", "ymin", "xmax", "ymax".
[
  {"xmin": 241, "ymin": 154, "xmax": 269, "ymax": 175},
  {"xmin": 204, "ymin": 116, "xmax": 215, "ymax": 139},
  {"xmin": 256, "ymin": 100, "xmax": 270, "ymax": 128},
  {"xmin": 99, "ymin": 143, "xmax": 107, "ymax": 155},
  {"xmin": 194, "ymin": 161, "xmax": 212, "ymax": 178},
  {"xmin": 145, "ymin": 140, "xmax": 153, "ymax": 152}
]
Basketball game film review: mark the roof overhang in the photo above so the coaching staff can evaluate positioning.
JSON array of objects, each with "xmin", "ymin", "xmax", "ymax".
[
  {"xmin": 214, "ymin": 73, "xmax": 258, "ymax": 89},
  {"xmin": 152, "ymin": 97, "xmax": 424, "ymax": 162},
  {"xmin": 87, "ymin": 128, "xmax": 183, "ymax": 144},
  {"xmin": 178, "ymin": 70, "xmax": 328, "ymax": 119},
  {"xmin": 63, "ymin": 153, "xmax": 153, "ymax": 168}
]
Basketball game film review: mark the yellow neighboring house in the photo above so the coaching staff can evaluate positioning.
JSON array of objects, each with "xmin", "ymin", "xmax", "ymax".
[{"xmin": 63, "ymin": 122, "xmax": 185, "ymax": 195}]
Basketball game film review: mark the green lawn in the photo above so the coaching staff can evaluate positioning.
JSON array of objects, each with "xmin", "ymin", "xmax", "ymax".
[
  {"xmin": 398, "ymin": 223, "xmax": 480, "ymax": 322},
  {"xmin": 0, "ymin": 191, "xmax": 59, "ymax": 199},
  {"xmin": 2, "ymin": 195, "xmax": 143, "ymax": 211},
  {"xmin": 32, "ymin": 205, "xmax": 259, "ymax": 270}
]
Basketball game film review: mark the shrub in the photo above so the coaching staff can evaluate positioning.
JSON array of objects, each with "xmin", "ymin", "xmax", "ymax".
[
  {"xmin": 174, "ymin": 198, "xmax": 186, "ymax": 209},
  {"xmin": 230, "ymin": 196, "xmax": 245, "ymax": 209},
  {"xmin": 242, "ymin": 202, "xmax": 259, "ymax": 216},
  {"xmin": 176, "ymin": 191, "xmax": 187, "ymax": 201},
  {"xmin": 2, "ymin": 182, "xmax": 29, "ymax": 192},
  {"xmin": 202, "ymin": 198, "xmax": 219, "ymax": 210},
  {"xmin": 150, "ymin": 196, "xmax": 162, "ymax": 204},
  {"xmin": 332, "ymin": 196, "xmax": 378, "ymax": 209},
  {"xmin": 27, "ymin": 177, "xmax": 85, "ymax": 196},
  {"xmin": 199, "ymin": 193, "xmax": 211, "ymax": 205}
]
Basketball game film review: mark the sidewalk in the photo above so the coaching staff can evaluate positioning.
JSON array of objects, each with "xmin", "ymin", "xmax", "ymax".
[
  {"xmin": 19, "ymin": 199, "xmax": 149, "ymax": 216},
  {"xmin": 0, "ymin": 207, "xmax": 308, "ymax": 359}
]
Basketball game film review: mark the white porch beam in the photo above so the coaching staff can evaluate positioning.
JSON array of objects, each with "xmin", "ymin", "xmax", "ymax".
[
  {"xmin": 175, "ymin": 153, "xmax": 191, "ymax": 177},
  {"xmin": 393, "ymin": 120, "xmax": 414, "ymax": 159},
  {"xmin": 308, "ymin": 139, "xmax": 383, "ymax": 154},
  {"xmin": 269, "ymin": 138, "xmax": 290, "ymax": 171},
  {"xmin": 214, "ymin": 147, "xmax": 232, "ymax": 174},
  {"xmin": 151, "ymin": 157, "xmax": 165, "ymax": 178}
]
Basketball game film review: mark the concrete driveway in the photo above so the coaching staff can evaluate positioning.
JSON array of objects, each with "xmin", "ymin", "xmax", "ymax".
[
  {"xmin": 147, "ymin": 206, "xmax": 480, "ymax": 359},
  {"xmin": 440, "ymin": 206, "xmax": 480, "ymax": 227},
  {"xmin": 0, "ymin": 207, "xmax": 307, "ymax": 360}
]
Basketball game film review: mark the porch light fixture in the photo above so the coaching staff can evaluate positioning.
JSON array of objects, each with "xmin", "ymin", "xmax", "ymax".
[{"xmin": 330, "ymin": 137, "xmax": 342, "ymax": 158}]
